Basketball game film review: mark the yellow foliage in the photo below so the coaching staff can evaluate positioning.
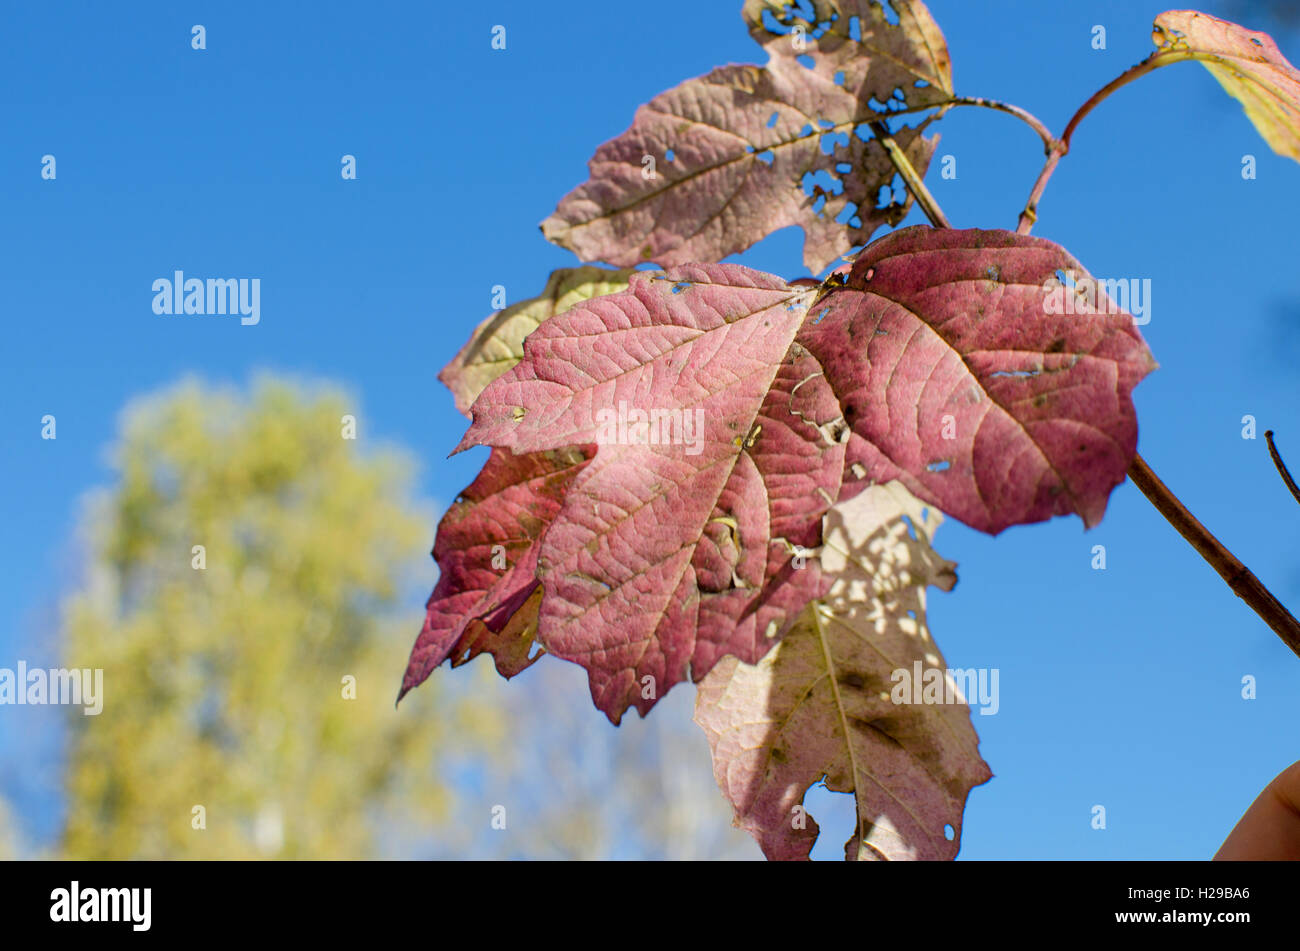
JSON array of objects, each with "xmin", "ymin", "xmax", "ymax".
[{"xmin": 58, "ymin": 376, "xmax": 500, "ymax": 859}]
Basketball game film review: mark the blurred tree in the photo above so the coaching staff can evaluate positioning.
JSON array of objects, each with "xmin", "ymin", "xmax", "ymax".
[
  {"xmin": 0, "ymin": 797, "xmax": 16, "ymax": 859},
  {"xmin": 57, "ymin": 377, "xmax": 502, "ymax": 859},
  {"xmin": 440, "ymin": 655, "xmax": 762, "ymax": 860}
]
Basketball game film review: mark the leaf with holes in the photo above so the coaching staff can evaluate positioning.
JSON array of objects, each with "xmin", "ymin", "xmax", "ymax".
[
  {"xmin": 799, "ymin": 226, "xmax": 1157, "ymax": 532},
  {"xmin": 695, "ymin": 481, "xmax": 989, "ymax": 861},
  {"xmin": 398, "ymin": 445, "xmax": 592, "ymax": 698},
  {"xmin": 441, "ymin": 267, "xmax": 634, "ymax": 416},
  {"xmin": 541, "ymin": 0, "xmax": 952, "ymax": 274},
  {"xmin": 456, "ymin": 226, "xmax": 1155, "ymax": 722},
  {"xmin": 1153, "ymin": 10, "xmax": 1300, "ymax": 162}
]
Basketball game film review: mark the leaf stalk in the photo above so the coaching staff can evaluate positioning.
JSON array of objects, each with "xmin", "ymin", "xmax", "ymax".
[{"xmin": 874, "ymin": 129, "xmax": 1300, "ymax": 662}]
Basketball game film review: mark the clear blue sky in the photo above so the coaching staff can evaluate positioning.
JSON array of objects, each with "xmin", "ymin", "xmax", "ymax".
[{"xmin": 2, "ymin": 0, "xmax": 1298, "ymax": 859}]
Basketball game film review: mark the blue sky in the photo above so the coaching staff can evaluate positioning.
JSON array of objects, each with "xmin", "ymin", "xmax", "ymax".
[{"xmin": 2, "ymin": 0, "xmax": 1299, "ymax": 859}]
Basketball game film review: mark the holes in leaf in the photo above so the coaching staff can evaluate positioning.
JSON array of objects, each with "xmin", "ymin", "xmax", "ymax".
[
  {"xmin": 901, "ymin": 515, "xmax": 917, "ymax": 540},
  {"xmin": 866, "ymin": 93, "xmax": 903, "ymax": 117},
  {"xmin": 1053, "ymin": 268, "xmax": 1081, "ymax": 290},
  {"xmin": 835, "ymin": 201, "xmax": 859, "ymax": 225},
  {"xmin": 989, "ymin": 368, "xmax": 1041, "ymax": 378},
  {"xmin": 985, "ymin": 264, "xmax": 1002, "ymax": 282},
  {"xmin": 848, "ymin": 15, "xmax": 861, "ymax": 40},
  {"xmin": 925, "ymin": 460, "xmax": 951, "ymax": 472},
  {"xmin": 836, "ymin": 162, "xmax": 852, "ymax": 174},
  {"xmin": 801, "ymin": 168, "xmax": 841, "ymax": 197},
  {"xmin": 944, "ymin": 824, "xmax": 955, "ymax": 841},
  {"xmin": 1251, "ymin": 36, "xmax": 1263, "ymax": 46},
  {"xmin": 796, "ymin": 54, "xmax": 816, "ymax": 70},
  {"xmin": 755, "ymin": 149, "xmax": 775, "ymax": 166},
  {"xmin": 820, "ymin": 130, "xmax": 849, "ymax": 154},
  {"xmin": 881, "ymin": 2, "xmax": 901, "ymax": 27},
  {"xmin": 665, "ymin": 148, "xmax": 675, "ymax": 162},
  {"xmin": 767, "ymin": 111, "xmax": 780, "ymax": 129},
  {"xmin": 834, "ymin": 70, "xmax": 845, "ymax": 85},
  {"xmin": 671, "ymin": 281, "xmax": 692, "ymax": 294}
]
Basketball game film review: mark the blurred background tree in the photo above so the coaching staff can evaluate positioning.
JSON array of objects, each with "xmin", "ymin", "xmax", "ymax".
[
  {"xmin": 42, "ymin": 373, "xmax": 755, "ymax": 860},
  {"xmin": 56, "ymin": 377, "xmax": 504, "ymax": 859},
  {"xmin": 462, "ymin": 657, "xmax": 760, "ymax": 860},
  {"xmin": 0, "ymin": 797, "xmax": 17, "ymax": 859}
]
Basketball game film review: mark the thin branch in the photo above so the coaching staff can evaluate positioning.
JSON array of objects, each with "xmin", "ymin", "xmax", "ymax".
[
  {"xmin": 872, "ymin": 126, "xmax": 1300, "ymax": 661},
  {"xmin": 1266, "ymin": 430, "xmax": 1300, "ymax": 509},
  {"xmin": 872, "ymin": 96, "xmax": 1058, "ymax": 153},
  {"xmin": 1017, "ymin": 47, "xmax": 1210, "ymax": 233},
  {"xmin": 1128, "ymin": 454, "xmax": 1300, "ymax": 659},
  {"xmin": 927, "ymin": 97, "xmax": 1060, "ymax": 152},
  {"xmin": 868, "ymin": 120, "xmax": 951, "ymax": 228},
  {"xmin": 869, "ymin": 97, "xmax": 1059, "ymax": 231},
  {"xmin": 1015, "ymin": 147, "xmax": 1066, "ymax": 233},
  {"xmin": 950, "ymin": 97, "xmax": 1057, "ymax": 152}
]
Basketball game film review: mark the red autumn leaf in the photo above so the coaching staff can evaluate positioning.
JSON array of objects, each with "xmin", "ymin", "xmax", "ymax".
[
  {"xmin": 801, "ymin": 226, "xmax": 1158, "ymax": 532},
  {"xmin": 540, "ymin": 0, "xmax": 952, "ymax": 273},
  {"xmin": 439, "ymin": 267, "xmax": 633, "ymax": 416},
  {"xmin": 398, "ymin": 445, "xmax": 591, "ymax": 700},
  {"xmin": 457, "ymin": 227, "xmax": 1155, "ymax": 721}
]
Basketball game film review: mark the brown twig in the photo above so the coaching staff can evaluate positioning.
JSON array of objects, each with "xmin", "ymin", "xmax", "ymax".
[
  {"xmin": 945, "ymin": 97, "xmax": 1058, "ymax": 153},
  {"xmin": 1017, "ymin": 47, "xmax": 1243, "ymax": 233},
  {"xmin": 1128, "ymin": 454, "xmax": 1300, "ymax": 660},
  {"xmin": 1266, "ymin": 430, "xmax": 1300, "ymax": 509},
  {"xmin": 1015, "ymin": 146, "xmax": 1066, "ymax": 234},
  {"xmin": 882, "ymin": 95, "xmax": 1059, "ymax": 153},
  {"xmin": 873, "ymin": 135, "xmax": 1300, "ymax": 661}
]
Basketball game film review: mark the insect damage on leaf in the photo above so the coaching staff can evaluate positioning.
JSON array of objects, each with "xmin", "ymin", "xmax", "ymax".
[
  {"xmin": 452, "ymin": 228, "xmax": 1155, "ymax": 722},
  {"xmin": 540, "ymin": 0, "xmax": 954, "ymax": 273},
  {"xmin": 695, "ymin": 482, "xmax": 989, "ymax": 861},
  {"xmin": 805, "ymin": 226, "xmax": 1157, "ymax": 532}
]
